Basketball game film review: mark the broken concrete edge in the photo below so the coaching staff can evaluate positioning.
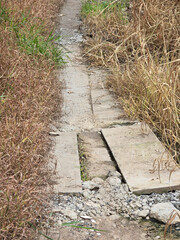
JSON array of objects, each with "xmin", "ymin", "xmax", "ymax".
[
  {"xmin": 104, "ymin": 121, "xmax": 139, "ymax": 128},
  {"xmin": 100, "ymin": 129, "xmax": 127, "ymax": 184},
  {"xmin": 132, "ymin": 184, "xmax": 180, "ymax": 195}
]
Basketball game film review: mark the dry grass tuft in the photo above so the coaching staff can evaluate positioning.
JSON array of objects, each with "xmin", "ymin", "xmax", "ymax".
[
  {"xmin": 164, "ymin": 210, "xmax": 180, "ymax": 239},
  {"xmin": 82, "ymin": 0, "xmax": 180, "ymax": 162},
  {"xmin": 0, "ymin": 0, "xmax": 63, "ymax": 239}
]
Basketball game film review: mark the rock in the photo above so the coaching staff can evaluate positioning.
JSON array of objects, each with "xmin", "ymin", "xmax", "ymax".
[
  {"xmin": 83, "ymin": 190, "xmax": 91, "ymax": 199},
  {"xmin": 133, "ymin": 210, "xmax": 140, "ymax": 217},
  {"xmin": 122, "ymin": 184, "xmax": 129, "ymax": 192},
  {"xmin": 58, "ymin": 220, "xmax": 62, "ymax": 225},
  {"xmin": 52, "ymin": 207, "xmax": 61, "ymax": 212},
  {"xmin": 91, "ymin": 219, "xmax": 96, "ymax": 223},
  {"xmin": 86, "ymin": 202, "xmax": 100, "ymax": 212},
  {"xmin": 108, "ymin": 171, "xmax": 122, "ymax": 179},
  {"xmin": 82, "ymin": 181, "xmax": 100, "ymax": 190},
  {"xmin": 106, "ymin": 176, "xmax": 122, "ymax": 187},
  {"xmin": 51, "ymin": 170, "xmax": 180, "ymax": 225},
  {"xmin": 77, "ymin": 203, "xmax": 83, "ymax": 210},
  {"xmin": 81, "ymin": 215, "xmax": 92, "ymax": 219},
  {"xmin": 92, "ymin": 177, "xmax": 104, "ymax": 186},
  {"xmin": 82, "ymin": 181, "xmax": 93, "ymax": 190},
  {"xmin": 135, "ymin": 201, "xmax": 142, "ymax": 208},
  {"xmin": 95, "ymin": 193, "xmax": 102, "ymax": 200},
  {"xmin": 138, "ymin": 210, "xmax": 149, "ymax": 218},
  {"xmin": 109, "ymin": 201, "xmax": 118, "ymax": 209},
  {"xmin": 130, "ymin": 202, "xmax": 136, "ymax": 209},
  {"xmin": 98, "ymin": 188, "xmax": 106, "ymax": 197},
  {"xmin": 143, "ymin": 206, "xmax": 150, "ymax": 210},
  {"xmin": 49, "ymin": 131, "xmax": 60, "ymax": 136},
  {"xmin": 61, "ymin": 209, "xmax": 77, "ymax": 220},
  {"xmin": 150, "ymin": 202, "xmax": 180, "ymax": 224}
]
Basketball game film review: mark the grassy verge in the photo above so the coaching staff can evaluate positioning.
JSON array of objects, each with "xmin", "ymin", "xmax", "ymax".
[
  {"xmin": 82, "ymin": 0, "xmax": 180, "ymax": 163},
  {"xmin": 0, "ymin": 0, "xmax": 64, "ymax": 239}
]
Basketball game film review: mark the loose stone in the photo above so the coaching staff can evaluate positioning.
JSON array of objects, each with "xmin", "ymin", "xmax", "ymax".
[
  {"xmin": 52, "ymin": 171, "xmax": 180, "ymax": 227},
  {"xmin": 150, "ymin": 202, "xmax": 180, "ymax": 224},
  {"xmin": 61, "ymin": 209, "xmax": 78, "ymax": 220},
  {"xmin": 138, "ymin": 210, "xmax": 149, "ymax": 218}
]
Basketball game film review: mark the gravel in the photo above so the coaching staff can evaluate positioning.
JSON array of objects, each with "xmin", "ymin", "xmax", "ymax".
[{"xmin": 52, "ymin": 171, "xmax": 180, "ymax": 226}]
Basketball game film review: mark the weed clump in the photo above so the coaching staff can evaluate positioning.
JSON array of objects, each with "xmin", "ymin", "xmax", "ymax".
[
  {"xmin": 0, "ymin": 0, "xmax": 64, "ymax": 239},
  {"xmin": 82, "ymin": 0, "xmax": 180, "ymax": 162}
]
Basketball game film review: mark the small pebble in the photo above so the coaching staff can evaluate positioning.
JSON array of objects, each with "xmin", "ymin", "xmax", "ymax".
[
  {"xmin": 91, "ymin": 219, "xmax": 96, "ymax": 223},
  {"xmin": 81, "ymin": 215, "xmax": 92, "ymax": 219}
]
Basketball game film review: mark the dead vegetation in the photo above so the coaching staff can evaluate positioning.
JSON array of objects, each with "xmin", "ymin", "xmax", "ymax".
[
  {"xmin": 0, "ymin": 0, "xmax": 63, "ymax": 239},
  {"xmin": 82, "ymin": 0, "xmax": 180, "ymax": 162},
  {"xmin": 164, "ymin": 210, "xmax": 180, "ymax": 239}
]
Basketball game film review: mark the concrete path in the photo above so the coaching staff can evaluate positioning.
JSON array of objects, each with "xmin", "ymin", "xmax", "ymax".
[
  {"xmin": 53, "ymin": 0, "xmax": 128, "ymax": 193},
  {"xmin": 40, "ymin": 0, "xmax": 180, "ymax": 239}
]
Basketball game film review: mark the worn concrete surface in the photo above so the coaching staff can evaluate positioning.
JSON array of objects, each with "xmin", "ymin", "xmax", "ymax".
[
  {"xmin": 102, "ymin": 123, "xmax": 180, "ymax": 195},
  {"xmin": 50, "ymin": 132, "xmax": 82, "ymax": 193},
  {"xmin": 57, "ymin": 0, "xmax": 83, "ymax": 45},
  {"xmin": 88, "ymin": 69, "xmax": 130, "ymax": 128},
  {"xmin": 79, "ymin": 132, "xmax": 116, "ymax": 179},
  {"xmin": 59, "ymin": 46, "xmax": 95, "ymax": 132}
]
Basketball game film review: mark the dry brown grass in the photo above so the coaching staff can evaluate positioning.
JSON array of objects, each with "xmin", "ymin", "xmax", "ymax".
[
  {"xmin": 0, "ymin": 0, "xmax": 63, "ymax": 239},
  {"xmin": 164, "ymin": 210, "xmax": 180, "ymax": 239},
  {"xmin": 83, "ymin": 0, "xmax": 180, "ymax": 162}
]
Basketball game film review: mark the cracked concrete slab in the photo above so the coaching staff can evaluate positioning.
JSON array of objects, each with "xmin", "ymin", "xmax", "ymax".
[{"xmin": 102, "ymin": 123, "xmax": 180, "ymax": 195}]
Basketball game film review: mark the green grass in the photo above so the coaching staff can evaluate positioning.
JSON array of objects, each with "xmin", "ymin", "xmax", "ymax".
[
  {"xmin": 81, "ymin": 0, "xmax": 110, "ymax": 16},
  {"xmin": 62, "ymin": 221, "xmax": 107, "ymax": 232},
  {"xmin": 81, "ymin": 0, "xmax": 129, "ymax": 18},
  {"xmin": 0, "ymin": 1, "xmax": 64, "ymax": 66}
]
